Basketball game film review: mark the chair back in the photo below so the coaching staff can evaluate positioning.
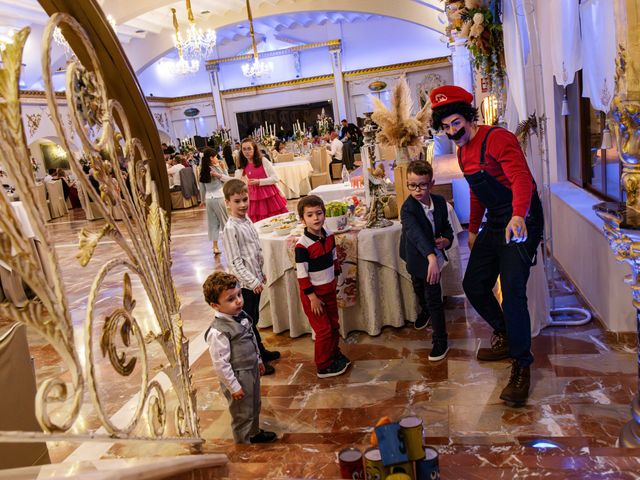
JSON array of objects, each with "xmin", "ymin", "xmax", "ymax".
[
  {"xmin": 274, "ymin": 152, "xmax": 294, "ymax": 163},
  {"xmin": 45, "ymin": 180, "xmax": 68, "ymax": 218},
  {"xmin": 179, "ymin": 166, "xmax": 199, "ymax": 199}
]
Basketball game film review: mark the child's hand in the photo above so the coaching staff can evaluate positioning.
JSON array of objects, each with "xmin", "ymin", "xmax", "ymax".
[
  {"xmin": 253, "ymin": 284, "xmax": 264, "ymax": 294},
  {"xmin": 426, "ymin": 254, "xmax": 440, "ymax": 285},
  {"xmin": 309, "ymin": 294, "xmax": 324, "ymax": 315},
  {"xmin": 231, "ymin": 387, "xmax": 245, "ymax": 400},
  {"xmin": 435, "ymin": 237, "xmax": 451, "ymax": 250},
  {"xmin": 258, "ymin": 363, "xmax": 265, "ymax": 376},
  {"xmin": 248, "ymin": 179, "xmax": 260, "ymax": 186}
]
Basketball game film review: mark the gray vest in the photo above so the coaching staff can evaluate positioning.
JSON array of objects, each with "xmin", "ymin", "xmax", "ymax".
[{"xmin": 210, "ymin": 315, "xmax": 259, "ymax": 371}]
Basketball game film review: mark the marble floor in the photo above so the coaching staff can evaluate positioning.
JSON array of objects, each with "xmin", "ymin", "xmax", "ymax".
[{"xmin": 22, "ymin": 204, "xmax": 640, "ymax": 478}]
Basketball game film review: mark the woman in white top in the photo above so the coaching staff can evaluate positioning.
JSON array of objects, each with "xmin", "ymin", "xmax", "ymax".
[{"xmin": 200, "ymin": 148, "xmax": 233, "ymax": 255}]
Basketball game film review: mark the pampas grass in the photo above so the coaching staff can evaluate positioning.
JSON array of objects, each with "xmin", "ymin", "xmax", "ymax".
[{"xmin": 371, "ymin": 75, "xmax": 431, "ymax": 147}]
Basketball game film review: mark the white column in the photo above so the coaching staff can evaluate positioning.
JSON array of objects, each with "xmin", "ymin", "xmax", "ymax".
[
  {"xmin": 329, "ymin": 45, "xmax": 348, "ymax": 122},
  {"xmin": 449, "ymin": 37, "xmax": 474, "ymax": 94},
  {"xmin": 206, "ymin": 63, "xmax": 225, "ymax": 128}
]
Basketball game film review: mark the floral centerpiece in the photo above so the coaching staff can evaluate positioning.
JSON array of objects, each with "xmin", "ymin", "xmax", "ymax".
[
  {"xmin": 260, "ymin": 133, "xmax": 277, "ymax": 149},
  {"xmin": 211, "ymin": 127, "xmax": 231, "ymax": 150},
  {"xmin": 444, "ymin": 0, "xmax": 505, "ymax": 90},
  {"xmin": 316, "ymin": 108, "xmax": 334, "ymax": 136}
]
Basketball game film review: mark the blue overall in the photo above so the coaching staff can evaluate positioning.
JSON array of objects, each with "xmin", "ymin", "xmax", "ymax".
[{"xmin": 460, "ymin": 128, "xmax": 544, "ymax": 368}]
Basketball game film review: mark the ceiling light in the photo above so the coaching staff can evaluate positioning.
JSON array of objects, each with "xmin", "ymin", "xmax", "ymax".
[
  {"xmin": 172, "ymin": 0, "xmax": 216, "ymax": 62},
  {"xmin": 241, "ymin": 0, "xmax": 273, "ymax": 79},
  {"xmin": 158, "ymin": 57, "xmax": 200, "ymax": 76}
]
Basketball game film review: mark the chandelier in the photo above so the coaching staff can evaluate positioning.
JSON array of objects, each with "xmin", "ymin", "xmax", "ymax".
[
  {"xmin": 241, "ymin": 0, "xmax": 273, "ymax": 78},
  {"xmin": 159, "ymin": 56, "xmax": 200, "ymax": 76},
  {"xmin": 54, "ymin": 15, "xmax": 117, "ymax": 56},
  {"xmin": 172, "ymin": 0, "xmax": 216, "ymax": 61}
]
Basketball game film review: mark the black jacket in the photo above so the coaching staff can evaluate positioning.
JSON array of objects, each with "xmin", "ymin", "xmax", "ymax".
[{"xmin": 399, "ymin": 194, "xmax": 454, "ymax": 279}]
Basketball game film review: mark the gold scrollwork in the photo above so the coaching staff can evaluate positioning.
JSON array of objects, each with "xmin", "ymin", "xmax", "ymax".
[{"xmin": 0, "ymin": 12, "xmax": 201, "ymax": 446}]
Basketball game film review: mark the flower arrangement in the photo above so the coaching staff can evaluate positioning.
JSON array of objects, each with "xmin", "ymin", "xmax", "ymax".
[
  {"xmin": 260, "ymin": 133, "xmax": 277, "ymax": 148},
  {"xmin": 371, "ymin": 75, "xmax": 431, "ymax": 148},
  {"xmin": 316, "ymin": 108, "xmax": 334, "ymax": 136},
  {"xmin": 445, "ymin": 0, "xmax": 505, "ymax": 82},
  {"xmin": 211, "ymin": 127, "xmax": 231, "ymax": 149}
]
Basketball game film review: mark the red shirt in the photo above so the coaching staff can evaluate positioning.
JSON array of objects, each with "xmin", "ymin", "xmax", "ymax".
[{"xmin": 458, "ymin": 126, "xmax": 535, "ymax": 234}]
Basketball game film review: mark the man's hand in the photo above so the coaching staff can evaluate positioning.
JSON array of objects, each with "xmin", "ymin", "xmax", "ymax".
[
  {"xmin": 258, "ymin": 363, "xmax": 265, "ymax": 376},
  {"xmin": 426, "ymin": 254, "xmax": 440, "ymax": 285},
  {"xmin": 468, "ymin": 232, "xmax": 478, "ymax": 250},
  {"xmin": 231, "ymin": 387, "xmax": 245, "ymax": 400},
  {"xmin": 309, "ymin": 293, "xmax": 324, "ymax": 315},
  {"xmin": 435, "ymin": 237, "xmax": 451, "ymax": 250},
  {"xmin": 505, "ymin": 216, "xmax": 527, "ymax": 244}
]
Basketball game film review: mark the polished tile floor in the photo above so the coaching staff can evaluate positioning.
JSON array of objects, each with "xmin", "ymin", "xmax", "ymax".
[{"xmin": 24, "ymin": 204, "xmax": 640, "ymax": 478}]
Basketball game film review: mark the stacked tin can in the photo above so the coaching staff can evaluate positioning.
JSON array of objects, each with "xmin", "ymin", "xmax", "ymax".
[{"xmin": 337, "ymin": 415, "xmax": 440, "ymax": 479}]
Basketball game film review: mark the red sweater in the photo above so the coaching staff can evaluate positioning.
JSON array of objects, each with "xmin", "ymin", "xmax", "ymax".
[{"xmin": 458, "ymin": 126, "xmax": 535, "ymax": 234}]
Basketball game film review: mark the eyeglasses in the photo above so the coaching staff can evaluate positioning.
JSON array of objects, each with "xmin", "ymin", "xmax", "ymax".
[{"xmin": 406, "ymin": 182, "xmax": 431, "ymax": 191}]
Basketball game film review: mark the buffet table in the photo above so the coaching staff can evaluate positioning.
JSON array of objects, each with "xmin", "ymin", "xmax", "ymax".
[
  {"xmin": 256, "ymin": 210, "xmax": 463, "ymax": 338},
  {"xmin": 273, "ymin": 158, "xmax": 313, "ymax": 199}
]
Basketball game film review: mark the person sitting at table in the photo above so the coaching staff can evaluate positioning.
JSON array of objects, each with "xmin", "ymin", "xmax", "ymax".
[
  {"xmin": 167, "ymin": 156, "xmax": 185, "ymax": 192},
  {"xmin": 234, "ymin": 137, "xmax": 288, "ymax": 222},
  {"xmin": 44, "ymin": 169, "xmax": 55, "ymax": 183},
  {"xmin": 399, "ymin": 160, "xmax": 454, "ymax": 362},
  {"xmin": 272, "ymin": 140, "xmax": 286, "ymax": 160}
]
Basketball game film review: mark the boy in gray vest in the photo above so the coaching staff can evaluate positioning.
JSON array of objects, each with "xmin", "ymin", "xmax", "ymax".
[{"xmin": 203, "ymin": 271, "xmax": 277, "ymax": 444}]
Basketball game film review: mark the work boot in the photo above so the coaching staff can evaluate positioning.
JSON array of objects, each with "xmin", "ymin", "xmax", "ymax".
[
  {"xmin": 499, "ymin": 361, "xmax": 530, "ymax": 406},
  {"xmin": 477, "ymin": 333, "xmax": 510, "ymax": 361}
]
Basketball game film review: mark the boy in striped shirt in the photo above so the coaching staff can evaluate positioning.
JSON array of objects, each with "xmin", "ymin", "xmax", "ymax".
[{"xmin": 295, "ymin": 195, "xmax": 351, "ymax": 378}]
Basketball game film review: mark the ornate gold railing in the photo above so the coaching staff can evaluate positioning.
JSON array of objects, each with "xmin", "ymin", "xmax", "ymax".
[{"xmin": 0, "ymin": 14, "xmax": 201, "ymax": 448}]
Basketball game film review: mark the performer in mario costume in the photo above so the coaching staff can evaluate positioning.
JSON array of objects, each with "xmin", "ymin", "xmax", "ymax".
[{"xmin": 429, "ymin": 85, "xmax": 544, "ymax": 406}]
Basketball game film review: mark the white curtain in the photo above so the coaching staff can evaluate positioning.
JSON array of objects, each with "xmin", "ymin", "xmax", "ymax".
[
  {"xmin": 503, "ymin": 0, "xmax": 530, "ymax": 127},
  {"xmin": 580, "ymin": 0, "xmax": 616, "ymax": 113},
  {"xmin": 547, "ymin": 0, "xmax": 582, "ymax": 88}
]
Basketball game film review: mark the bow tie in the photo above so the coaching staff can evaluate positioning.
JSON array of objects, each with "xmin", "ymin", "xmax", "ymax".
[{"xmin": 233, "ymin": 312, "xmax": 249, "ymax": 322}]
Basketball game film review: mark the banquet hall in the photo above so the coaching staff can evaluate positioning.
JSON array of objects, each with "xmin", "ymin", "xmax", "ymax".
[{"xmin": 1, "ymin": 0, "xmax": 640, "ymax": 478}]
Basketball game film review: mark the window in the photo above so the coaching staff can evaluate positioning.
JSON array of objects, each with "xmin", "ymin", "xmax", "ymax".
[{"xmin": 565, "ymin": 73, "xmax": 622, "ymax": 201}]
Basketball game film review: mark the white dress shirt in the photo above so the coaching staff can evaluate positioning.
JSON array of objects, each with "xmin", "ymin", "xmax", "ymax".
[
  {"xmin": 205, "ymin": 312, "xmax": 263, "ymax": 394},
  {"xmin": 221, "ymin": 216, "xmax": 265, "ymax": 290},
  {"xmin": 167, "ymin": 164, "xmax": 185, "ymax": 187},
  {"xmin": 419, "ymin": 196, "xmax": 447, "ymax": 269},
  {"xmin": 327, "ymin": 138, "xmax": 343, "ymax": 160}
]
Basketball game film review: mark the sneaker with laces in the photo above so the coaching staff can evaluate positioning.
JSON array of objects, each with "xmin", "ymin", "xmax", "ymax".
[
  {"xmin": 333, "ymin": 351, "xmax": 351, "ymax": 367},
  {"xmin": 499, "ymin": 360, "xmax": 530, "ymax": 406},
  {"xmin": 428, "ymin": 340, "xmax": 449, "ymax": 361},
  {"xmin": 317, "ymin": 359, "xmax": 349, "ymax": 378},
  {"xmin": 477, "ymin": 333, "xmax": 510, "ymax": 361},
  {"xmin": 414, "ymin": 312, "xmax": 431, "ymax": 330}
]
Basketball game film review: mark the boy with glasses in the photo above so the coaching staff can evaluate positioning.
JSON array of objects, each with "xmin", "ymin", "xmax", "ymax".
[{"xmin": 399, "ymin": 161, "xmax": 454, "ymax": 361}]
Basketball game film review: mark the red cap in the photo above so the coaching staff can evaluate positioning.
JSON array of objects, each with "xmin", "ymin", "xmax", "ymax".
[{"xmin": 429, "ymin": 85, "xmax": 474, "ymax": 108}]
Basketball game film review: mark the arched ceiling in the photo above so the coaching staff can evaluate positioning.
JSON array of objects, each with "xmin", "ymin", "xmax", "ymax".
[{"xmin": 0, "ymin": 0, "xmax": 445, "ymax": 89}]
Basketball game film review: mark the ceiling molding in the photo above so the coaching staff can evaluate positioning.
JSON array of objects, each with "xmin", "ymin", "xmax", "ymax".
[
  {"xmin": 343, "ymin": 57, "xmax": 450, "ymax": 78},
  {"xmin": 220, "ymin": 75, "xmax": 334, "ymax": 96},
  {"xmin": 206, "ymin": 39, "xmax": 341, "ymax": 68}
]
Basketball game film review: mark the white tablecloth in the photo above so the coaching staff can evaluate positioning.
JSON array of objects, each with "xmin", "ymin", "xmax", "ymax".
[
  {"xmin": 273, "ymin": 159, "xmax": 313, "ymax": 199},
  {"xmin": 256, "ymin": 208, "xmax": 464, "ymax": 338},
  {"xmin": 309, "ymin": 183, "xmax": 365, "ymax": 203}
]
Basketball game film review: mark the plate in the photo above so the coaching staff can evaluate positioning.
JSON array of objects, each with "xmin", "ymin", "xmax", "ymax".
[{"xmin": 334, "ymin": 225, "xmax": 352, "ymax": 234}]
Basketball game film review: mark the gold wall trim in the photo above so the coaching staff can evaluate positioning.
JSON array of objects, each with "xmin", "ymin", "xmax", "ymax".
[
  {"xmin": 20, "ymin": 90, "xmax": 65, "ymax": 99},
  {"xmin": 206, "ymin": 39, "xmax": 341, "ymax": 68},
  {"xmin": 221, "ymin": 75, "xmax": 334, "ymax": 96},
  {"xmin": 343, "ymin": 57, "xmax": 449, "ymax": 77},
  {"xmin": 147, "ymin": 93, "xmax": 211, "ymax": 104}
]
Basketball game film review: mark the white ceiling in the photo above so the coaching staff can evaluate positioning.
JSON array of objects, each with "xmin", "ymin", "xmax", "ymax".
[{"xmin": 0, "ymin": 0, "xmax": 445, "ymax": 90}]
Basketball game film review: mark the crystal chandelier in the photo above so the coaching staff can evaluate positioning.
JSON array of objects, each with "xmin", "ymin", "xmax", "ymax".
[
  {"xmin": 166, "ymin": 7, "xmax": 202, "ymax": 75},
  {"xmin": 53, "ymin": 15, "xmax": 116, "ymax": 56},
  {"xmin": 172, "ymin": 0, "xmax": 216, "ymax": 61},
  {"xmin": 241, "ymin": 0, "xmax": 273, "ymax": 78}
]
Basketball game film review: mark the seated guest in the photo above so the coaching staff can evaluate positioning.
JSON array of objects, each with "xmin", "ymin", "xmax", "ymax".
[
  {"xmin": 55, "ymin": 168, "xmax": 81, "ymax": 208},
  {"xmin": 326, "ymin": 132, "xmax": 343, "ymax": 163},
  {"xmin": 167, "ymin": 156, "xmax": 185, "ymax": 191},
  {"xmin": 44, "ymin": 168, "xmax": 55, "ymax": 183}
]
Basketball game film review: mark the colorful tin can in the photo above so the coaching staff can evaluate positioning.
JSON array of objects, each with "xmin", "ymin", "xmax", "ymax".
[
  {"xmin": 389, "ymin": 460, "xmax": 415, "ymax": 480},
  {"xmin": 364, "ymin": 447, "xmax": 390, "ymax": 480},
  {"xmin": 399, "ymin": 415, "xmax": 425, "ymax": 461},
  {"xmin": 415, "ymin": 446, "xmax": 440, "ymax": 480},
  {"xmin": 338, "ymin": 447, "xmax": 364, "ymax": 479},
  {"xmin": 375, "ymin": 422, "xmax": 409, "ymax": 466},
  {"xmin": 386, "ymin": 474, "xmax": 412, "ymax": 480}
]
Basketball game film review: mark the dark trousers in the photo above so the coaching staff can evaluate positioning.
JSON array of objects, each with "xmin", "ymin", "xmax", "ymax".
[
  {"xmin": 462, "ymin": 227, "xmax": 541, "ymax": 367},
  {"xmin": 411, "ymin": 276, "xmax": 447, "ymax": 343},
  {"xmin": 241, "ymin": 288, "xmax": 267, "ymax": 356}
]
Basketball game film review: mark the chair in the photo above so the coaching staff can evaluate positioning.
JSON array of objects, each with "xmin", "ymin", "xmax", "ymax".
[
  {"xmin": 273, "ymin": 152, "xmax": 294, "ymax": 163},
  {"xmin": 310, "ymin": 148, "xmax": 331, "ymax": 189},
  {"xmin": 329, "ymin": 148, "xmax": 344, "ymax": 181},
  {"xmin": 76, "ymin": 183, "xmax": 103, "ymax": 221},
  {"xmin": 170, "ymin": 167, "xmax": 200, "ymax": 210},
  {"xmin": 34, "ymin": 183, "xmax": 51, "ymax": 222},
  {"xmin": 45, "ymin": 180, "xmax": 68, "ymax": 219}
]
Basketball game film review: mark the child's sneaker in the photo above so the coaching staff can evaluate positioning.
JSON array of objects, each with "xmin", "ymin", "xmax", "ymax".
[
  {"xmin": 334, "ymin": 351, "xmax": 351, "ymax": 367},
  {"xmin": 414, "ymin": 312, "xmax": 431, "ymax": 330},
  {"xmin": 428, "ymin": 340, "xmax": 449, "ymax": 361},
  {"xmin": 317, "ymin": 359, "xmax": 349, "ymax": 378},
  {"xmin": 250, "ymin": 429, "xmax": 277, "ymax": 443}
]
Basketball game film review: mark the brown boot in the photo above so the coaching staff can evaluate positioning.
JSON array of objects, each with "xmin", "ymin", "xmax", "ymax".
[
  {"xmin": 499, "ymin": 361, "xmax": 530, "ymax": 406},
  {"xmin": 477, "ymin": 333, "xmax": 510, "ymax": 361}
]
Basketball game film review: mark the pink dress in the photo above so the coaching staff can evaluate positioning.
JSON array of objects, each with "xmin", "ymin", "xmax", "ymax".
[{"xmin": 244, "ymin": 161, "xmax": 288, "ymax": 222}]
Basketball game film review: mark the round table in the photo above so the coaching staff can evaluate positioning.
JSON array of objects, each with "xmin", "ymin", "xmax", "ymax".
[
  {"xmin": 255, "ymin": 210, "xmax": 463, "ymax": 338},
  {"xmin": 273, "ymin": 158, "xmax": 313, "ymax": 199}
]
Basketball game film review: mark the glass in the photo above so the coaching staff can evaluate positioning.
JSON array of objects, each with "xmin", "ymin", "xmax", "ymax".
[
  {"xmin": 605, "ymin": 112, "xmax": 621, "ymax": 200},
  {"xmin": 406, "ymin": 182, "xmax": 431, "ymax": 191}
]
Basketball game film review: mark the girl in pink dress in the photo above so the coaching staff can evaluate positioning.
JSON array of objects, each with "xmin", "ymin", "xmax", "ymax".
[{"xmin": 235, "ymin": 138, "xmax": 288, "ymax": 222}]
